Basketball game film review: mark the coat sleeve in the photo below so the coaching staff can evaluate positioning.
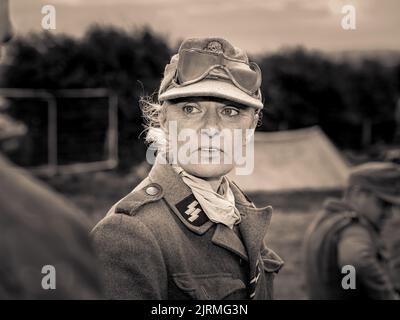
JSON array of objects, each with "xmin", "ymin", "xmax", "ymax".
[
  {"xmin": 337, "ymin": 225, "xmax": 398, "ymax": 300},
  {"xmin": 91, "ymin": 213, "xmax": 168, "ymax": 299}
]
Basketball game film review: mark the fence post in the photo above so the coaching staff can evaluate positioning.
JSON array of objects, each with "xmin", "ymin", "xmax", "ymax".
[
  {"xmin": 47, "ymin": 95, "xmax": 57, "ymax": 175},
  {"xmin": 108, "ymin": 93, "xmax": 118, "ymax": 166},
  {"xmin": 361, "ymin": 118, "xmax": 372, "ymax": 147}
]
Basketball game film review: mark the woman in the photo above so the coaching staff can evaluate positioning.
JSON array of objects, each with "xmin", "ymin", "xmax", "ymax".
[{"xmin": 91, "ymin": 37, "xmax": 283, "ymax": 300}]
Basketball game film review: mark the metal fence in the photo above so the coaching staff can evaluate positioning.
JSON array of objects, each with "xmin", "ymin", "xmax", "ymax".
[{"xmin": 0, "ymin": 88, "xmax": 118, "ymax": 175}]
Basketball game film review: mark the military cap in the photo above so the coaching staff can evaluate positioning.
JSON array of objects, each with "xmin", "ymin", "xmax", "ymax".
[
  {"xmin": 348, "ymin": 162, "xmax": 400, "ymax": 205},
  {"xmin": 158, "ymin": 37, "xmax": 263, "ymax": 109}
]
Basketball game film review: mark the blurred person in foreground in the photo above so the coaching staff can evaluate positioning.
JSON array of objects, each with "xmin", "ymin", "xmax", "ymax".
[
  {"xmin": 390, "ymin": 207, "xmax": 400, "ymax": 294},
  {"xmin": 91, "ymin": 37, "xmax": 283, "ymax": 300},
  {"xmin": 304, "ymin": 162, "xmax": 400, "ymax": 300},
  {"xmin": 0, "ymin": 0, "xmax": 102, "ymax": 299},
  {"xmin": 384, "ymin": 153, "xmax": 400, "ymax": 294}
]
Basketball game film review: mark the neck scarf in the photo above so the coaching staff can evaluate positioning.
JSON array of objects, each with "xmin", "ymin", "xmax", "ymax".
[{"xmin": 172, "ymin": 164, "xmax": 241, "ymax": 229}]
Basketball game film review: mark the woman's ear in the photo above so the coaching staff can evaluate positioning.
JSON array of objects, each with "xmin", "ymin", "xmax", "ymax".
[{"xmin": 159, "ymin": 104, "xmax": 168, "ymax": 133}]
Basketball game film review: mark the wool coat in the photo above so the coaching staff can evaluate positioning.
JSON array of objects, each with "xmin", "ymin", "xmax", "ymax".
[{"xmin": 91, "ymin": 156, "xmax": 283, "ymax": 300}]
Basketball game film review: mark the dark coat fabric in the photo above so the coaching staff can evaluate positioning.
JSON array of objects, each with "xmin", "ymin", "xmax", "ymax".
[
  {"xmin": 91, "ymin": 156, "xmax": 284, "ymax": 300},
  {"xmin": 304, "ymin": 199, "xmax": 398, "ymax": 300},
  {"xmin": 0, "ymin": 155, "xmax": 102, "ymax": 299}
]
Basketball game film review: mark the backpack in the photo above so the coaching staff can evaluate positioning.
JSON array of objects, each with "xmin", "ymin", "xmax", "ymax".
[{"xmin": 304, "ymin": 210, "xmax": 359, "ymax": 299}]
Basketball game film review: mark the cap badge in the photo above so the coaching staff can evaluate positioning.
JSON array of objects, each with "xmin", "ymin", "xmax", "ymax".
[{"xmin": 204, "ymin": 41, "xmax": 223, "ymax": 54}]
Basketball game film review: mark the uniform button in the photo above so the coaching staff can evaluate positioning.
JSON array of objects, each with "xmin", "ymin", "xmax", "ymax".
[{"xmin": 145, "ymin": 185, "xmax": 159, "ymax": 196}]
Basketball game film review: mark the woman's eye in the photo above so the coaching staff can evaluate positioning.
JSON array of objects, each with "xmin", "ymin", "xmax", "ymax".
[
  {"xmin": 221, "ymin": 107, "xmax": 239, "ymax": 117},
  {"xmin": 183, "ymin": 104, "xmax": 200, "ymax": 114}
]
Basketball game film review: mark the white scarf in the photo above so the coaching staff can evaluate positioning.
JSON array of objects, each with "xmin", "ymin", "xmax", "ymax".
[{"xmin": 172, "ymin": 165, "xmax": 241, "ymax": 229}]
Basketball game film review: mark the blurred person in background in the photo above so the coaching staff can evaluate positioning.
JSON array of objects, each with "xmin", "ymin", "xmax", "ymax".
[
  {"xmin": 91, "ymin": 37, "xmax": 283, "ymax": 300},
  {"xmin": 304, "ymin": 162, "xmax": 400, "ymax": 300},
  {"xmin": 390, "ymin": 215, "xmax": 400, "ymax": 294},
  {"xmin": 0, "ymin": 0, "xmax": 102, "ymax": 299}
]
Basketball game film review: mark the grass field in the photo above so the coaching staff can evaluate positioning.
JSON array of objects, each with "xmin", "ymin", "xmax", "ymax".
[
  {"xmin": 45, "ymin": 171, "xmax": 400, "ymax": 300},
  {"xmin": 264, "ymin": 209, "xmax": 314, "ymax": 299}
]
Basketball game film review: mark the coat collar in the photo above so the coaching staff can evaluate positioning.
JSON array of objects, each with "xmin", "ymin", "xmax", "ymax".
[
  {"xmin": 148, "ymin": 155, "xmax": 273, "ymax": 264},
  {"xmin": 148, "ymin": 155, "xmax": 214, "ymax": 235}
]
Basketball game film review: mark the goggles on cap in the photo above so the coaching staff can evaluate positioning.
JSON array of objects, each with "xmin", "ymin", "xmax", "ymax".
[{"xmin": 173, "ymin": 48, "xmax": 262, "ymax": 97}]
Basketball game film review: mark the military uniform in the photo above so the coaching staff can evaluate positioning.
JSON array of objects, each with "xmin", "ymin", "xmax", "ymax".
[
  {"xmin": 304, "ymin": 198, "xmax": 398, "ymax": 300},
  {"xmin": 91, "ymin": 156, "xmax": 283, "ymax": 300}
]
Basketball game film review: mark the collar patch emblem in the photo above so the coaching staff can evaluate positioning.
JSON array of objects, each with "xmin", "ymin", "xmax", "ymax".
[{"xmin": 176, "ymin": 194, "xmax": 209, "ymax": 227}]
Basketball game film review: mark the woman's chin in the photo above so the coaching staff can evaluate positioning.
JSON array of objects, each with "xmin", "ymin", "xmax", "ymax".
[{"xmin": 179, "ymin": 163, "xmax": 234, "ymax": 179}]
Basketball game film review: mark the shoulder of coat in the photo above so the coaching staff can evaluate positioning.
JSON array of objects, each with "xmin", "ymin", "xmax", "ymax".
[{"xmin": 114, "ymin": 178, "xmax": 164, "ymax": 216}]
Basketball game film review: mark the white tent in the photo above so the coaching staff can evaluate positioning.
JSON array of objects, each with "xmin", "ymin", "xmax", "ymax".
[{"xmin": 228, "ymin": 126, "xmax": 349, "ymax": 192}]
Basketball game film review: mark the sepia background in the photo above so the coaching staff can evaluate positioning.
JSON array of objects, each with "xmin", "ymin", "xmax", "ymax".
[{"xmin": 1, "ymin": 0, "xmax": 400, "ymax": 299}]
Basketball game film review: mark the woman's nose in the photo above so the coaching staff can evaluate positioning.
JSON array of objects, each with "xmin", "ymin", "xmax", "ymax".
[
  {"xmin": 200, "ymin": 106, "xmax": 221, "ymax": 136},
  {"xmin": 202, "ymin": 127, "xmax": 220, "ymax": 138}
]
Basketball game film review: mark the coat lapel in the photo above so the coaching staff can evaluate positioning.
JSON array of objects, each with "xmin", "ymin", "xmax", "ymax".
[
  {"xmin": 238, "ymin": 203, "xmax": 273, "ymax": 298},
  {"xmin": 210, "ymin": 180, "xmax": 272, "ymax": 263},
  {"xmin": 229, "ymin": 180, "xmax": 274, "ymax": 298},
  {"xmin": 229, "ymin": 179, "xmax": 273, "ymax": 271},
  {"xmin": 238, "ymin": 204, "xmax": 272, "ymax": 272},
  {"xmin": 211, "ymin": 223, "xmax": 248, "ymax": 261}
]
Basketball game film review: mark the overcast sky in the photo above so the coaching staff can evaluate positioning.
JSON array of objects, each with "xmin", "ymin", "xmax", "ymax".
[{"xmin": 8, "ymin": 0, "xmax": 400, "ymax": 54}]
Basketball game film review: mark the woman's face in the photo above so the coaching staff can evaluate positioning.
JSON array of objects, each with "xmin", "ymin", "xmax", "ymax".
[{"xmin": 161, "ymin": 97, "xmax": 258, "ymax": 179}]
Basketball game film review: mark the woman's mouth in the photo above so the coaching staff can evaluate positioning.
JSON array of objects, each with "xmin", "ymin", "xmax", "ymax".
[{"xmin": 196, "ymin": 147, "xmax": 224, "ymax": 160}]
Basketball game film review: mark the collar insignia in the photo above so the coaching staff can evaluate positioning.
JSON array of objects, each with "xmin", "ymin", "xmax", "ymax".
[{"xmin": 176, "ymin": 194, "xmax": 209, "ymax": 227}]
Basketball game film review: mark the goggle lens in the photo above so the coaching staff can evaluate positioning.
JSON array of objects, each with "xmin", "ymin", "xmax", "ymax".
[{"xmin": 177, "ymin": 49, "xmax": 261, "ymax": 94}]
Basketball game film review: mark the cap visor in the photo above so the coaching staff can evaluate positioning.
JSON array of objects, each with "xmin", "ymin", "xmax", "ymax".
[{"xmin": 158, "ymin": 79, "xmax": 263, "ymax": 109}]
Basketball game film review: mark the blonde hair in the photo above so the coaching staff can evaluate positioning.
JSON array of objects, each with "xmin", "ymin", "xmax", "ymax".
[{"xmin": 139, "ymin": 95, "xmax": 168, "ymax": 152}]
